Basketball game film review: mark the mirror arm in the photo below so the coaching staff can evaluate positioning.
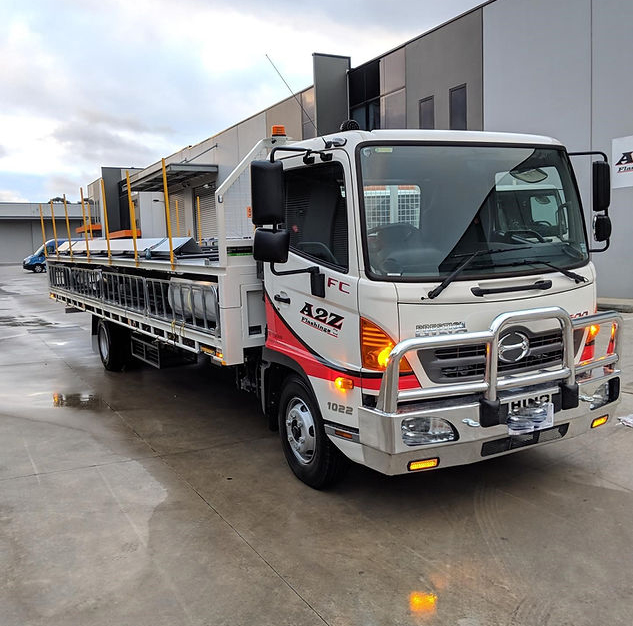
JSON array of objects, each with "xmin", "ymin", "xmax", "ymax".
[
  {"xmin": 568, "ymin": 150, "xmax": 608, "ymax": 162},
  {"xmin": 270, "ymin": 263, "xmax": 325, "ymax": 298}
]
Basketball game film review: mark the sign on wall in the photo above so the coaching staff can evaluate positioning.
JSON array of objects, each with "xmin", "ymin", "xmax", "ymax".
[{"xmin": 612, "ymin": 135, "xmax": 633, "ymax": 189}]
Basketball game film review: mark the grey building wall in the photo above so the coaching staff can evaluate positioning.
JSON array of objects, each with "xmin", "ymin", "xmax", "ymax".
[
  {"xmin": 0, "ymin": 219, "xmax": 82, "ymax": 264},
  {"xmin": 405, "ymin": 8, "xmax": 483, "ymax": 131},
  {"xmin": 265, "ymin": 97, "xmax": 302, "ymax": 141},
  {"xmin": 483, "ymin": 0, "xmax": 632, "ymax": 297},
  {"xmin": 590, "ymin": 0, "xmax": 633, "ymax": 298}
]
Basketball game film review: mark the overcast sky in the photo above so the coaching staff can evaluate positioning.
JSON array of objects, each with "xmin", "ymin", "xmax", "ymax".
[{"xmin": 0, "ymin": 0, "xmax": 482, "ymax": 203}]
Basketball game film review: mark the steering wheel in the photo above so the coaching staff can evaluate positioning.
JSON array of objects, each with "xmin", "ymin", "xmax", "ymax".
[
  {"xmin": 501, "ymin": 229, "xmax": 547, "ymax": 243},
  {"xmin": 368, "ymin": 222, "xmax": 420, "ymax": 249},
  {"xmin": 295, "ymin": 241, "xmax": 338, "ymax": 265}
]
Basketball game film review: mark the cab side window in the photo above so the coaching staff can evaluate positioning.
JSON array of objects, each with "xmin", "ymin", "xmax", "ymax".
[{"xmin": 284, "ymin": 162, "xmax": 348, "ymax": 271}]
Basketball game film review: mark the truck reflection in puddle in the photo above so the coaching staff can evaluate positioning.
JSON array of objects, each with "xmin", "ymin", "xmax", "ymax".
[{"xmin": 52, "ymin": 392, "xmax": 103, "ymax": 409}]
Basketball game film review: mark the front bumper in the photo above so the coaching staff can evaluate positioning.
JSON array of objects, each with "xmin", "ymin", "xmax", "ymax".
[{"xmin": 356, "ymin": 307, "xmax": 623, "ymax": 475}]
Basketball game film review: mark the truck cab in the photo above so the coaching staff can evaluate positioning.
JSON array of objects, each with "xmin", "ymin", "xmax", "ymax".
[{"xmin": 253, "ymin": 129, "xmax": 621, "ymax": 486}]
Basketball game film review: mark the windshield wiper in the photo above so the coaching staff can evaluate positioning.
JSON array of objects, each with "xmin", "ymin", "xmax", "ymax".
[
  {"xmin": 427, "ymin": 246, "xmax": 531, "ymax": 299},
  {"xmin": 499, "ymin": 258, "xmax": 587, "ymax": 284}
]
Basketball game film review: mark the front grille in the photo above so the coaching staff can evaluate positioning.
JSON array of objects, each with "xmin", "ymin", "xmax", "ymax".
[
  {"xmin": 481, "ymin": 423, "xmax": 569, "ymax": 457},
  {"xmin": 419, "ymin": 327, "xmax": 583, "ymax": 383}
]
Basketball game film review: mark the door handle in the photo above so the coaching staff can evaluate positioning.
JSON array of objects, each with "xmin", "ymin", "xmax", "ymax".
[{"xmin": 274, "ymin": 294, "xmax": 291, "ymax": 304}]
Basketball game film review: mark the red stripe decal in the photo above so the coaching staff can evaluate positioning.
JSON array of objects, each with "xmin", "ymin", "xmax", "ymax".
[{"xmin": 265, "ymin": 297, "xmax": 420, "ymax": 391}]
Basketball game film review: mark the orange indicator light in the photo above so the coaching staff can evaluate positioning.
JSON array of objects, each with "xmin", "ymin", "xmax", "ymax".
[
  {"xmin": 271, "ymin": 125, "xmax": 286, "ymax": 136},
  {"xmin": 607, "ymin": 323, "xmax": 617, "ymax": 355},
  {"xmin": 409, "ymin": 591, "xmax": 438, "ymax": 615},
  {"xmin": 591, "ymin": 415, "xmax": 608, "ymax": 428},
  {"xmin": 334, "ymin": 377, "xmax": 354, "ymax": 391},
  {"xmin": 588, "ymin": 324, "xmax": 600, "ymax": 340},
  {"xmin": 408, "ymin": 458, "xmax": 439, "ymax": 471},
  {"xmin": 334, "ymin": 429, "xmax": 353, "ymax": 439}
]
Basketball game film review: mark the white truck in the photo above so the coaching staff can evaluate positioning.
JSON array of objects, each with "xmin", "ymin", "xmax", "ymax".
[{"xmin": 48, "ymin": 128, "xmax": 622, "ymax": 488}]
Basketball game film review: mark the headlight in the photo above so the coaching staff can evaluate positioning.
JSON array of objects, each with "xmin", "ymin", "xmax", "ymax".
[{"xmin": 401, "ymin": 416, "xmax": 457, "ymax": 446}]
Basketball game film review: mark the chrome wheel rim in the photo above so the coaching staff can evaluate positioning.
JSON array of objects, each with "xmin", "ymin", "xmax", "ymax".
[
  {"xmin": 285, "ymin": 396, "xmax": 316, "ymax": 465},
  {"xmin": 98, "ymin": 327, "xmax": 109, "ymax": 360}
]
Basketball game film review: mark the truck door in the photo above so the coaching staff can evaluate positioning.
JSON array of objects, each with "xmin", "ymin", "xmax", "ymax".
[{"xmin": 264, "ymin": 155, "xmax": 360, "ymax": 385}]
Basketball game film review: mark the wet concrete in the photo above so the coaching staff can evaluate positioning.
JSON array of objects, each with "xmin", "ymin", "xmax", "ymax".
[{"xmin": 1, "ymin": 264, "xmax": 633, "ymax": 625}]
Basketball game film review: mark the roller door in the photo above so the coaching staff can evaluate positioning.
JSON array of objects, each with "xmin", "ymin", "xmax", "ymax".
[{"xmin": 193, "ymin": 183, "xmax": 217, "ymax": 240}]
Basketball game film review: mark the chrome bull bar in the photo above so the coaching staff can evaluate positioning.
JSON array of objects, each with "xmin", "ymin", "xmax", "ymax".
[{"xmin": 377, "ymin": 307, "xmax": 623, "ymax": 415}]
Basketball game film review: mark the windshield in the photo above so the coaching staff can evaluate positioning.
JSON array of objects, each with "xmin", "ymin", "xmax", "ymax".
[{"xmin": 358, "ymin": 144, "xmax": 588, "ymax": 281}]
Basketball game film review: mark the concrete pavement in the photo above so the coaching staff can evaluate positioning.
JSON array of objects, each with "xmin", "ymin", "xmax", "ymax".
[{"xmin": 1, "ymin": 265, "xmax": 633, "ymax": 626}]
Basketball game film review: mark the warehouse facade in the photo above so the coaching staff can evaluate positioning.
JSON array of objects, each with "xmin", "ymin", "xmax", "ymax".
[
  {"xmin": 0, "ymin": 202, "xmax": 83, "ymax": 264},
  {"xmin": 90, "ymin": 0, "xmax": 631, "ymax": 297}
]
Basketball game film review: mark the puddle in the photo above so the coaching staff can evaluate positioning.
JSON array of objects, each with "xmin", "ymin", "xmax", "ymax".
[
  {"xmin": 0, "ymin": 315, "xmax": 55, "ymax": 328},
  {"xmin": 52, "ymin": 392, "xmax": 104, "ymax": 409}
]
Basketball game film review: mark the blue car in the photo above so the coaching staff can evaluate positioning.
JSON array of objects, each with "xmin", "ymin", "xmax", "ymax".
[{"xmin": 23, "ymin": 239, "xmax": 63, "ymax": 272}]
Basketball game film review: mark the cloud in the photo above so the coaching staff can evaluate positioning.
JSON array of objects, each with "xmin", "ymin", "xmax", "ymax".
[
  {"xmin": 0, "ymin": 189, "xmax": 29, "ymax": 202},
  {"xmin": 0, "ymin": 0, "xmax": 482, "ymax": 201}
]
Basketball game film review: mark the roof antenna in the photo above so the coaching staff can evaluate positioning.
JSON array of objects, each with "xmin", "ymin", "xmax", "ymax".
[{"xmin": 265, "ymin": 54, "xmax": 317, "ymax": 135}]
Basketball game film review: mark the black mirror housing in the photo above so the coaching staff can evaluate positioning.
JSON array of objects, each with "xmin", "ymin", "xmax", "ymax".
[
  {"xmin": 253, "ymin": 228, "xmax": 290, "ymax": 263},
  {"xmin": 251, "ymin": 161, "xmax": 284, "ymax": 225},
  {"xmin": 593, "ymin": 214, "xmax": 612, "ymax": 242},
  {"xmin": 592, "ymin": 160, "xmax": 611, "ymax": 212}
]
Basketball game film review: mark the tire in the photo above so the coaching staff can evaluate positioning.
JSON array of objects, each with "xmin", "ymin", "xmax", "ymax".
[
  {"xmin": 33, "ymin": 264, "xmax": 44, "ymax": 273},
  {"xmin": 278, "ymin": 376, "xmax": 348, "ymax": 489},
  {"xmin": 97, "ymin": 320, "xmax": 131, "ymax": 372}
]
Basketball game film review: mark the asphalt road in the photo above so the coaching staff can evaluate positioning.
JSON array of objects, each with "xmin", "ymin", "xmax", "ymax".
[{"xmin": 1, "ymin": 265, "xmax": 632, "ymax": 626}]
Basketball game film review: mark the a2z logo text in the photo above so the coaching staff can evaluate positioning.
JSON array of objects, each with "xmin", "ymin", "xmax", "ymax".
[{"xmin": 300, "ymin": 302, "xmax": 344, "ymax": 337}]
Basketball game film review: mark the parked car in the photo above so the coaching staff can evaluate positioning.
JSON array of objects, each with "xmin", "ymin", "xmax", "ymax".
[{"xmin": 23, "ymin": 239, "xmax": 78, "ymax": 272}]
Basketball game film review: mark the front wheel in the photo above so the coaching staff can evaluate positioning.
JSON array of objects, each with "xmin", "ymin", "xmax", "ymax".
[
  {"xmin": 278, "ymin": 376, "xmax": 348, "ymax": 489},
  {"xmin": 33, "ymin": 264, "xmax": 44, "ymax": 273}
]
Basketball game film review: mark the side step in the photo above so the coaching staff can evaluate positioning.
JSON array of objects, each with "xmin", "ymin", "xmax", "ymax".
[{"xmin": 131, "ymin": 334, "xmax": 196, "ymax": 369}]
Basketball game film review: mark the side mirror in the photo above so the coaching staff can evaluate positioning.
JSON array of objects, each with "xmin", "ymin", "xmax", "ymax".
[
  {"xmin": 251, "ymin": 161, "xmax": 284, "ymax": 225},
  {"xmin": 593, "ymin": 214, "xmax": 612, "ymax": 242},
  {"xmin": 592, "ymin": 160, "xmax": 610, "ymax": 212},
  {"xmin": 253, "ymin": 228, "xmax": 290, "ymax": 263}
]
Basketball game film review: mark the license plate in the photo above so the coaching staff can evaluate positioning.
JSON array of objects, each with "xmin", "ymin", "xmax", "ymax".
[{"xmin": 507, "ymin": 402, "xmax": 554, "ymax": 436}]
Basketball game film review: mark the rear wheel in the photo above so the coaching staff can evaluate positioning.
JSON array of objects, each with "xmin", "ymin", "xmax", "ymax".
[
  {"xmin": 97, "ymin": 320, "xmax": 131, "ymax": 372},
  {"xmin": 278, "ymin": 376, "xmax": 348, "ymax": 489}
]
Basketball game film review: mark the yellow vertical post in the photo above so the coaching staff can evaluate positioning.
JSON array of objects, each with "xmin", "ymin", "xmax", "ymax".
[
  {"xmin": 50, "ymin": 200, "xmax": 59, "ymax": 258},
  {"xmin": 161, "ymin": 158, "xmax": 175, "ymax": 270},
  {"xmin": 79, "ymin": 187, "xmax": 91, "ymax": 261},
  {"xmin": 125, "ymin": 170, "xmax": 139, "ymax": 266},
  {"xmin": 62, "ymin": 194, "xmax": 73, "ymax": 261},
  {"xmin": 39, "ymin": 204, "xmax": 47, "ymax": 258},
  {"xmin": 100, "ymin": 178, "xmax": 112, "ymax": 263},
  {"xmin": 175, "ymin": 198, "xmax": 180, "ymax": 237},
  {"xmin": 196, "ymin": 196, "xmax": 202, "ymax": 246},
  {"xmin": 86, "ymin": 201, "xmax": 93, "ymax": 239}
]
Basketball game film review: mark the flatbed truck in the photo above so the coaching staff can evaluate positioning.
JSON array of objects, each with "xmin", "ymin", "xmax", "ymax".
[{"xmin": 47, "ymin": 128, "xmax": 623, "ymax": 488}]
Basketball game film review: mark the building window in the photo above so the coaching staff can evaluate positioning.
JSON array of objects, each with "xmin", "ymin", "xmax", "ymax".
[
  {"xmin": 449, "ymin": 84, "xmax": 467, "ymax": 130},
  {"xmin": 301, "ymin": 88, "xmax": 316, "ymax": 139},
  {"xmin": 381, "ymin": 88, "xmax": 406, "ymax": 129},
  {"xmin": 419, "ymin": 96, "xmax": 434, "ymax": 129},
  {"xmin": 349, "ymin": 61, "xmax": 381, "ymax": 131}
]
